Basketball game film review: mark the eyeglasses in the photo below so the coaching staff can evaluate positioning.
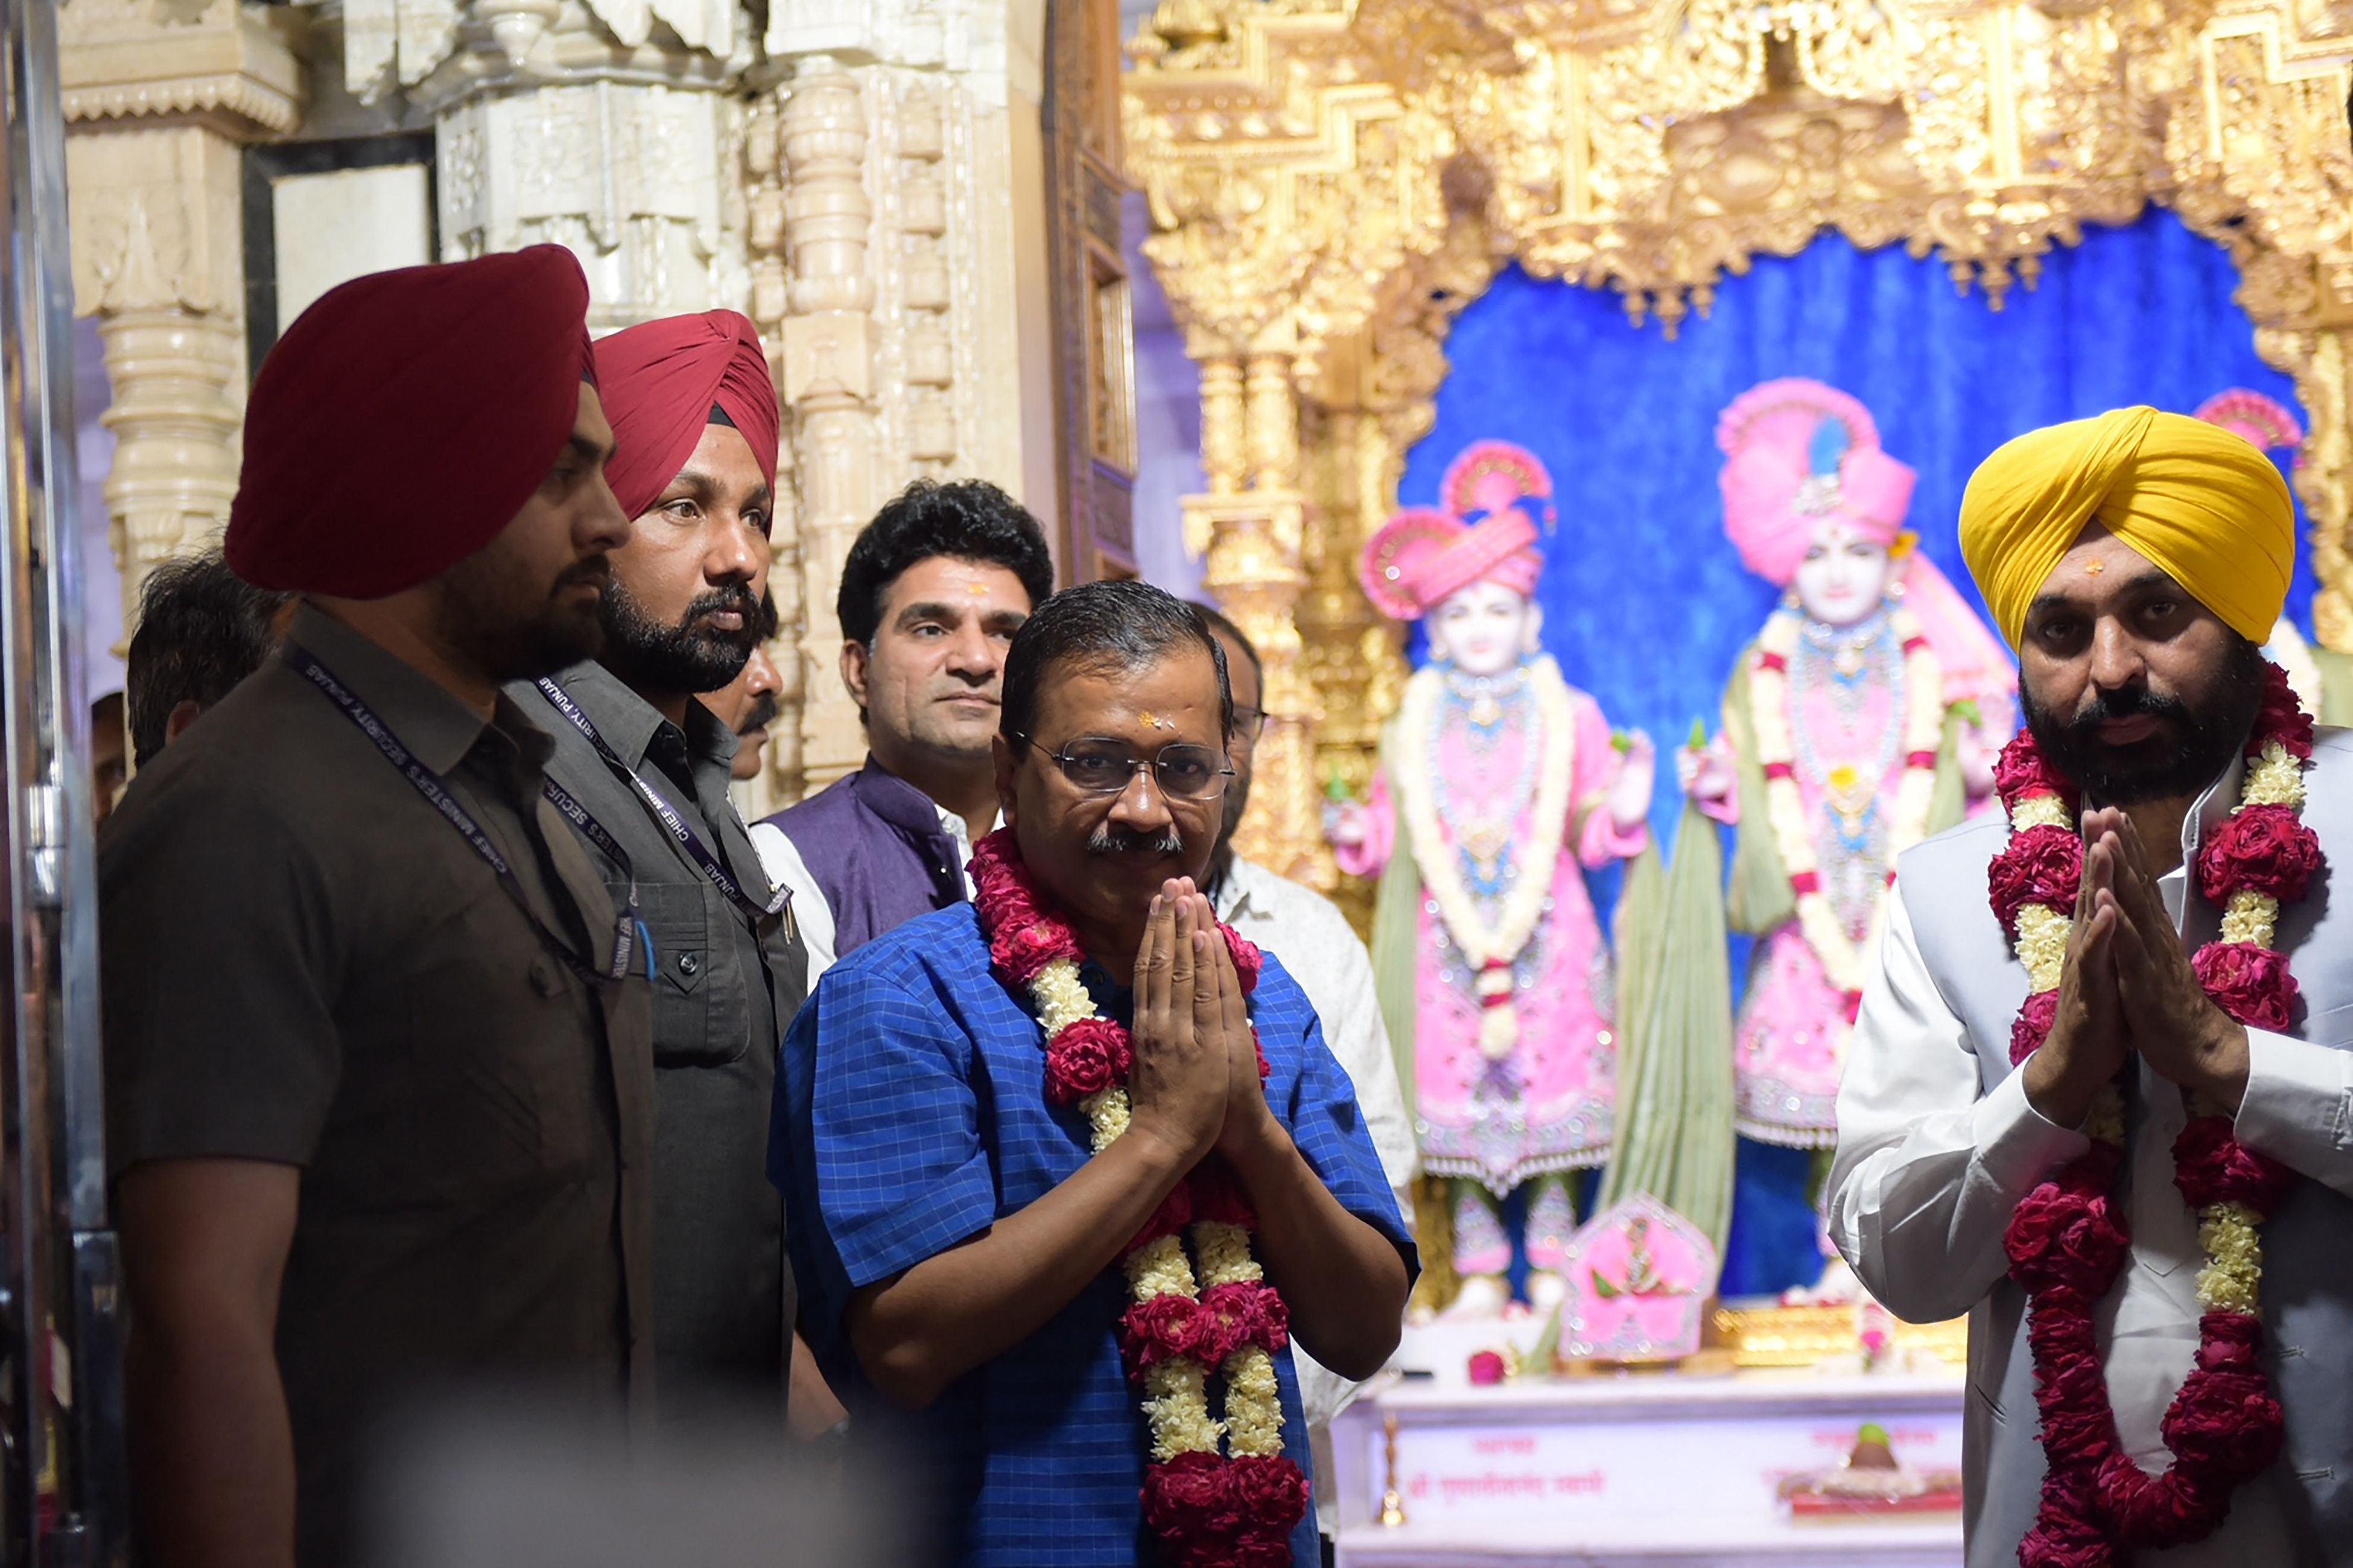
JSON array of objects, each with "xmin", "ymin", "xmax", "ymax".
[
  {"xmin": 1232, "ymin": 706, "xmax": 1267, "ymax": 740},
  {"xmin": 1018, "ymin": 734, "xmax": 1234, "ymax": 800}
]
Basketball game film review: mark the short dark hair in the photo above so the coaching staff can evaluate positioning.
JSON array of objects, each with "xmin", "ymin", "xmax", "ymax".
[
  {"xmin": 836, "ymin": 479, "xmax": 1055, "ymax": 646},
  {"xmin": 1002, "ymin": 580, "xmax": 1231, "ymax": 746},
  {"xmin": 1186, "ymin": 601, "xmax": 1262, "ymax": 686},
  {"xmin": 126, "ymin": 552, "xmax": 290, "ymax": 767}
]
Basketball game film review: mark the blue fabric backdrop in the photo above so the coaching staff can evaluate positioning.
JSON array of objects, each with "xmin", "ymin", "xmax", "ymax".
[{"xmin": 1395, "ymin": 208, "xmax": 2312, "ymax": 1295}]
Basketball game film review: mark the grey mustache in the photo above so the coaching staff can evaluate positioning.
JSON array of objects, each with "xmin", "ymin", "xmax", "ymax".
[{"xmin": 1087, "ymin": 826, "xmax": 1184, "ymax": 855}]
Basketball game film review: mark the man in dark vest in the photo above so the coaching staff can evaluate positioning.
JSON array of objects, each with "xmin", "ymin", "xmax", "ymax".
[
  {"xmin": 750, "ymin": 480, "xmax": 1053, "ymax": 980},
  {"xmin": 515, "ymin": 308, "xmax": 808, "ymax": 1431}
]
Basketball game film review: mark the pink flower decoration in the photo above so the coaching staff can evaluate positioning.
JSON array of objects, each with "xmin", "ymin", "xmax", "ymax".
[
  {"xmin": 2170, "ymin": 1116, "xmax": 2295, "ymax": 1216},
  {"xmin": 2018, "ymin": 1477, "xmax": 2115, "ymax": 1568},
  {"xmin": 2158, "ymin": 1315, "xmax": 2285, "ymax": 1481},
  {"xmin": 2251, "ymin": 660, "xmax": 2314, "ymax": 761},
  {"xmin": 1467, "ymin": 1350, "xmax": 1507, "ymax": 1386},
  {"xmin": 1121, "ymin": 1293, "xmax": 1208, "ymax": 1378},
  {"xmin": 1991, "ymin": 825, "xmax": 2083, "ymax": 939},
  {"xmin": 1227, "ymin": 1455, "xmax": 1310, "ymax": 1542},
  {"xmin": 2197, "ymin": 803, "xmax": 2321, "ymax": 906},
  {"xmin": 1995, "ymin": 731, "xmax": 2079, "ymax": 810},
  {"xmin": 1198, "ymin": 1280, "xmax": 1290, "ymax": 1363},
  {"xmin": 2191, "ymin": 941, "xmax": 2299, "ymax": 1032},
  {"xmin": 2011, "ymin": 989, "xmax": 2060, "ymax": 1067},
  {"xmin": 1043, "ymin": 1016, "xmax": 1131, "ymax": 1103},
  {"xmin": 1143, "ymin": 1452, "xmax": 1243, "ymax": 1546},
  {"xmin": 1223, "ymin": 927, "xmax": 1263, "ymax": 995},
  {"xmin": 2005, "ymin": 1152, "xmax": 2130, "ymax": 1295}
]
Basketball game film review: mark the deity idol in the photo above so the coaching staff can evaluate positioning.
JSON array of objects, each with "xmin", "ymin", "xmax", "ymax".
[
  {"xmin": 1683, "ymin": 380, "xmax": 2013, "ymax": 1150},
  {"xmin": 1333, "ymin": 440, "xmax": 1655, "ymax": 1317}
]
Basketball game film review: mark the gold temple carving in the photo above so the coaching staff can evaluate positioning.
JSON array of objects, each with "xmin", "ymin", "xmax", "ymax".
[{"xmin": 1125, "ymin": 0, "xmax": 2353, "ymax": 898}]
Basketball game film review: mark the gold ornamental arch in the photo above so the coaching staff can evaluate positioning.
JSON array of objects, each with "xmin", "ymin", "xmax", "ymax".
[{"xmin": 1123, "ymin": 0, "xmax": 2353, "ymax": 906}]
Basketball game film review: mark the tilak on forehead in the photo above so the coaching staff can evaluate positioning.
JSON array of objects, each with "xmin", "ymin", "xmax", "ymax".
[
  {"xmin": 1137, "ymin": 712, "xmax": 1176, "ymax": 732},
  {"xmin": 1958, "ymin": 405, "xmax": 2294, "ymax": 650}
]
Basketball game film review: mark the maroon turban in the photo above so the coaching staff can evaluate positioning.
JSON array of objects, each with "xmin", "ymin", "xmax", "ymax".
[
  {"xmin": 592, "ymin": 310, "xmax": 780, "ymax": 519},
  {"xmin": 226, "ymin": 245, "xmax": 596, "ymax": 599}
]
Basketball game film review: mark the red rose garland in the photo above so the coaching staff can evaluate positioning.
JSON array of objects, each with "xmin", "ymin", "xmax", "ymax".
[
  {"xmin": 968, "ymin": 829, "xmax": 1309, "ymax": 1566},
  {"xmin": 1992, "ymin": 662, "xmax": 2315, "ymax": 1565}
]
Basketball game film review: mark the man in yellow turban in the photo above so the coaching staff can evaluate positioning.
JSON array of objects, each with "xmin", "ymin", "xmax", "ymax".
[{"xmin": 1827, "ymin": 407, "xmax": 2353, "ymax": 1567}]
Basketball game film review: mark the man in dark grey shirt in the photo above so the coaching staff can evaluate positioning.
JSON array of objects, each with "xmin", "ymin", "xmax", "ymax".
[
  {"xmin": 521, "ymin": 309, "xmax": 810, "ymax": 1425},
  {"xmin": 103, "ymin": 249, "xmax": 653, "ymax": 1568}
]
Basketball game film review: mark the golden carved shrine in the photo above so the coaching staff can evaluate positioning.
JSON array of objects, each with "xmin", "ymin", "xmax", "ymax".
[{"xmin": 1124, "ymin": 0, "xmax": 2353, "ymax": 900}]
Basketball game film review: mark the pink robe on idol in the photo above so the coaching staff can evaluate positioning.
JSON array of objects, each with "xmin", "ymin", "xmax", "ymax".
[
  {"xmin": 1339, "ymin": 681, "xmax": 1645, "ymax": 1194},
  {"xmin": 1718, "ymin": 651, "xmax": 1909, "ymax": 1146}
]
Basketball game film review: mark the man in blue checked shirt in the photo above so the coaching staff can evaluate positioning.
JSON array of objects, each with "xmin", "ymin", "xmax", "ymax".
[{"xmin": 772, "ymin": 580, "xmax": 1415, "ymax": 1566}]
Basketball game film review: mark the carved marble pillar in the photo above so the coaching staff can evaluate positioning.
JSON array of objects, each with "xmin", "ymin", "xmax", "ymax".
[
  {"xmin": 749, "ymin": 0, "xmax": 1076, "ymax": 800},
  {"xmin": 737, "ymin": 92, "xmax": 807, "ymax": 813},
  {"xmin": 62, "ymin": 0, "xmax": 302, "ymax": 640},
  {"xmin": 356, "ymin": 0, "xmax": 748, "ymax": 328},
  {"xmin": 776, "ymin": 59, "xmax": 881, "ymax": 792}
]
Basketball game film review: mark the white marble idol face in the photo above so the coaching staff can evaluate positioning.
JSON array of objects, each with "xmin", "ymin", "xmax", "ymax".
[
  {"xmin": 1792, "ymin": 519, "xmax": 1895, "ymax": 627},
  {"xmin": 1426, "ymin": 578, "xmax": 1541, "ymax": 678}
]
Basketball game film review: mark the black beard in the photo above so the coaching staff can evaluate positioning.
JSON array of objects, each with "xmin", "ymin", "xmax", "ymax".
[
  {"xmin": 599, "ymin": 577, "xmax": 763, "ymax": 696},
  {"xmin": 433, "ymin": 556, "xmax": 610, "ymax": 684},
  {"xmin": 2022, "ymin": 635, "xmax": 2268, "ymax": 805}
]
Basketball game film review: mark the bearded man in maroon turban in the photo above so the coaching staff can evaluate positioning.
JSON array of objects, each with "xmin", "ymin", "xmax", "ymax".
[
  {"xmin": 510, "ymin": 309, "xmax": 834, "ymax": 1439},
  {"xmin": 104, "ymin": 247, "xmax": 655, "ymax": 1568}
]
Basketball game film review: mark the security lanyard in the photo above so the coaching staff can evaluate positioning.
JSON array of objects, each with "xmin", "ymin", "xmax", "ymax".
[
  {"xmin": 533, "ymin": 677, "xmax": 789, "ymax": 920},
  {"xmin": 290, "ymin": 644, "xmax": 635, "ymax": 983}
]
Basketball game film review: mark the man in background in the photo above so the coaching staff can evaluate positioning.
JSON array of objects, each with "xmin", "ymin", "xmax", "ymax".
[
  {"xmin": 706, "ymin": 594, "xmax": 782, "ymax": 784},
  {"xmin": 1192, "ymin": 600, "xmax": 1417, "ymax": 1555},
  {"xmin": 752, "ymin": 480, "xmax": 1052, "ymax": 980},
  {"xmin": 123, "ymin": 551, "xmax": 290, "ymax": 767},
  {"xmin": 106, "ymin": 246, "xmax": 652, "ymax": 1568},
  {"xmin": 519, "ymin": 308, "xmax": 809, "ymax": 1430},
  {"xmin": 91, "ymin": 691, "xmax": 125, "ymax": 827}
]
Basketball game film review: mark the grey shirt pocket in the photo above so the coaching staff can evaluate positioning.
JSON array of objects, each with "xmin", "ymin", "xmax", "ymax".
[{"xmin": 638, "ymin": 882, "xmax": 746, "ymax": 1067}]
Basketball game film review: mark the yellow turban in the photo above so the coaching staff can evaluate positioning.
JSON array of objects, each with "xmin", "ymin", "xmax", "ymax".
[{"xmin": 1958, "ymin": 406, "xmax": 2295, "ymax": 650}]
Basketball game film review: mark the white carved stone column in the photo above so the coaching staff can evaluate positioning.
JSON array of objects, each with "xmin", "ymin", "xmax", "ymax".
[
  {"xmin": 775, "ymin": 58, "xmax": 880, "ymax": 792},
  {"xmin": 345, "ymin": 0, "xmax": 749, "ymax": 328},
  {"xmin": 62, "ymin": 0, "xmax": 302, "ymax": 639},
  {"xmin": 748, "ymin": 0, "xmax": 1071, "ymax": 801}
]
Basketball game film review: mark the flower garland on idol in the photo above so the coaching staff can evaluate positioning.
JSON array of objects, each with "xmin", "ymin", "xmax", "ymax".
[
  {"xmin": 1747, "ymin": 603, "xmax": 1944, "ymax": 1019},
  {"xmin": 968, "ymin": 828, "xmax": 1310, "ymax": 1567},
  {"xmin": 1991, "ymin": 662, "xmax": 2317, "ymax": 1566},
  {"xmin": 1392, "ymin": 656, "xmax": 1578, "ymax": 1058}
]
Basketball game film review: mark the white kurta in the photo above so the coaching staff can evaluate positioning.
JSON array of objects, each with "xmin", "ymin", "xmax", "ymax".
[
  {"xmin": 1216, "ymin": 852, "xmax": 1418, "ymax": 1539},
  {"xmin": 1829, "ymin": 763, "xmax": 2353, "ymax": 1564}
]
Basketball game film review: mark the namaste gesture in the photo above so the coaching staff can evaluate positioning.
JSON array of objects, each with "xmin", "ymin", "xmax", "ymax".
[
  {"xmin": 1126, "ymin": 878, "xmax": 1275, "ymax": 1167},
  {"xmin": 2025, "ymin": 807, "xmax": 2251, "ymax": 1129}
]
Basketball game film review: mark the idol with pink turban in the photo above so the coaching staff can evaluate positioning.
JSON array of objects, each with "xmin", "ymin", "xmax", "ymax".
[
  {"xmin": 1336, "ymin": 440, "xmax": 1654, "ymax": 1318},
  {"xmin": 2194, "ymin": 388, "xmax": 2325, "ymax": 713},
  {"xmin": 1685, "ymin": 379, "xmax": 2014, "ymax": 1152}
]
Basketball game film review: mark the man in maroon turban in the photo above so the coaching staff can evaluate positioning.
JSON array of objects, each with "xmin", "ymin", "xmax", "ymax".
[
  {"xmin": 510, "ymin": 309, "xmax": 822, "ymax": 1437},
  {"xmin": 104, "ymin": 246, "xmax": 656, "ymax": 1568}
]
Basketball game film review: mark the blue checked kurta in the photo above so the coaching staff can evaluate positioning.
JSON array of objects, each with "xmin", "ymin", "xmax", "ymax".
[{"xmin": 772, "ymin": 901, "xmax": 1417, "ymax": 1566}]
